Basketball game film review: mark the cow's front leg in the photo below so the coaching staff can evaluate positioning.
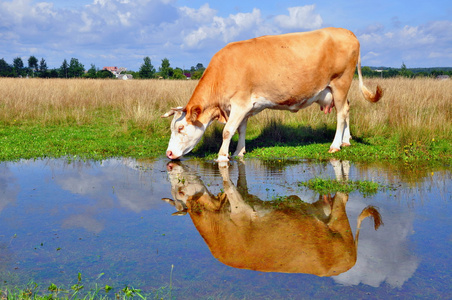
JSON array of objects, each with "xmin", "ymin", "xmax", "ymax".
[
  {"xmin": 218, "ymin": 106, "xmax": 248, "ymax": 162},
  {"xmin": 232, "ymin": 118, "xmax": 248, "ymax": 157}
]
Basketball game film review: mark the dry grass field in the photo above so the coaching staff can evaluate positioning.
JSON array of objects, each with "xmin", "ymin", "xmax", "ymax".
[
  {"xmin": 1, "ymin": 77, "xmax": 450, "ymax": 146},
  {"xmin": 0, "ymin": 78, "xmax": 195, "ymax": 129}
]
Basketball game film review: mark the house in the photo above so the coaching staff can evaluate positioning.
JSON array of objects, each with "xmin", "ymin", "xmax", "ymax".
[
  {"xmin": 103, "ymin": 66, "xmax": 131, "ymax": 79},
  {"xmin": 436, "ymin": 75, "xmax": 450, "ymax": 80},
  {"xmin": 103, "ymin": 66, "xmax": 119, "ymax": 74},
  {"xmin": 117, "ymin": 74, "xmax": 133, "ymax": 80}
]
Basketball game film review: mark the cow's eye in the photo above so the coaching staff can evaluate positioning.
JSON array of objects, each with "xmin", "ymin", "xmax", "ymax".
[{"xmin": 178, "ymin": 125, "xmax": 184, "ymax": 132}]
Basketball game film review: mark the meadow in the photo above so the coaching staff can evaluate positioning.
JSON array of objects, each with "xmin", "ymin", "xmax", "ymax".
[{"xmin": 0, "ymin": 77, "xmax": 450, "ymax": 164}]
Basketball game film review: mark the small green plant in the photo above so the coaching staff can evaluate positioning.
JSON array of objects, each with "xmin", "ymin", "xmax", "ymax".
[
  {"xmin": 298, "ymin": 177, "xmax": 384, "ymax": 197},
  {"xmin": 69, "ymin": 273, "xmax": 84, "ymax": 299},
  {"xmin": 120, "ymin": 286, "xmax": 145, "ymax": 299}
]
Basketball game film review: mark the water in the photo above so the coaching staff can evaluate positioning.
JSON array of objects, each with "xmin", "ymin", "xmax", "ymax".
[{"xmin": 0, "ymin": 158, "xmax": 450, "ymax": 299}]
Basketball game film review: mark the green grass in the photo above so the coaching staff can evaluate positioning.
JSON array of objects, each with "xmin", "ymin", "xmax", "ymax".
[
  {"xmin": 0, "ymin": 124, "xmax": 168, "ymax": 161},
  {"xmin": 1, "ymin": 120, "xmax": 450, "ymax": 167},
  {"xmin": 193, "ymin": 121, "xmax": 451, "ymax": 167},
  {"xmin": 0, "ymin": 272, "xmax": 174, "ymax": 300}
]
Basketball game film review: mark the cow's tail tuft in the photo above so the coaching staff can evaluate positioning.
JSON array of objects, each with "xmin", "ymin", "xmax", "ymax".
[
  {"xmin": 357, "ymin": 50, "xmax": 383, "ymax": 103},
  {"xmin": 354, "ymin": 205, "xmax": 383, "ymax": 249}
]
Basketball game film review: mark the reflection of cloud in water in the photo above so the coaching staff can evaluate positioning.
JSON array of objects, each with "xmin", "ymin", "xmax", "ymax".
[
  {"xmin": 50, "ymin": 158, "xmax": 169, "ymax": 233},
  {"xmin": 55, "ymin": 158, "xmax": 167, "ymax": 213},
  {"xmin": 62, "ymin": 214, "xmax": 104, "ymax": 234},
  {"xmin": 0, "ymin": 163, "xmax": 19, "ymax": 213},
  {"xmin": 336, "ymin": 198, "xmax": 419, "ymax": 288}
]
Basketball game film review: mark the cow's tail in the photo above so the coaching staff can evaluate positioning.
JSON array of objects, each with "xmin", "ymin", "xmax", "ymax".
[
  {"xmin": 357, "ymin": 50, "xmax": 383, "ymax": 103},
  {"xmin": 354, "ymin": 205, "xmax": 383, "ymax": 249}
]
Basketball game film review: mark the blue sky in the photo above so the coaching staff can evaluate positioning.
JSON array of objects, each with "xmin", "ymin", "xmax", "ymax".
[{"xmin": 1, "ymin": 0, "xmax": 451, "ymax": 71}]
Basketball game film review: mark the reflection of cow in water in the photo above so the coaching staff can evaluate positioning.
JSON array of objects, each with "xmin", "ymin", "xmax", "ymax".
[{"xmin": 163, "ymin": 161, "xmax": 382, "ymax": 276}]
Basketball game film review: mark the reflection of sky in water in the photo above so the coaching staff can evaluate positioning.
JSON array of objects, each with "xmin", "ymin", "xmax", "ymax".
[{"xmin": 0, "ymin": 158, "xmax": 450, "ymax": 298}]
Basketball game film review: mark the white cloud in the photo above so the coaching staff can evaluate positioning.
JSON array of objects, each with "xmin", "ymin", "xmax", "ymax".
[
  {"xmin": 180, "ymin": 3, "xmax": 216, "ymax": 24},
  {"xmin": 0, "ymin": 1, "xmax": 450, "ymax": 69},
  {"xmin": 274, "ymin": 5, "xmax": 322, "ymax": 30},
  {"xmin": 181, "ymin": 8, "xmax": 265, "ymax": 49},
  {"xmin": 358, "ymin": 20, "xmax": 452, "ymax": 66}
]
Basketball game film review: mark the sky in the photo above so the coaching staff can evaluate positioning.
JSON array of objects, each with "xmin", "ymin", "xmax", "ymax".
[{"xmin": 0, "ymin": 0, "xmax": 451, "ymax": 71}]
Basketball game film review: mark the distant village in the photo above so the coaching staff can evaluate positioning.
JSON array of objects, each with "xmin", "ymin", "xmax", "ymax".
[
  {"xmin": 101, "ymin": 66, "xmax": 195, "ymax": 80},
  {"xmin": 0, "ymin": 56, "xmax": 206, "ymax": 79},
  {"xmin": 102, "ymin": 66, "xmax": 133, "ymax": 80}
]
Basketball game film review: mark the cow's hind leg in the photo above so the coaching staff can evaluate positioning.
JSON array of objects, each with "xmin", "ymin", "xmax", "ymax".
[
  {"xmin": 329, "ymin": 90, "xmax": 350, "ymax": 153},
  {"xmin": 341, "ymin": 99, "xmax": 351, "ymax": 148}
]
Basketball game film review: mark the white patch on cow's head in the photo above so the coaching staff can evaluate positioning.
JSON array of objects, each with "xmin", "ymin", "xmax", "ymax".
[{"xmin": 165, "ymin": 109, "xmax": 208, "ymax": 160}]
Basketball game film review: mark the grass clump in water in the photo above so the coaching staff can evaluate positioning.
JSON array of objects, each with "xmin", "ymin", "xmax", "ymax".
[{"xmin": 298, "ymin": 177, "xmax": 387, "ymax": 197}]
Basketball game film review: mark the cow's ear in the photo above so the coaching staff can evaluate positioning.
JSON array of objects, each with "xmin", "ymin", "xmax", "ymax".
[
  {"xmin": 189, "ymin": 105, "xmax": 202, "ymax": 123},
  {"xmin": 161, "ymin": 106, "xmax": 184, "ymax": 118},
  {"xmin": 162, "ymin": 198, "xmax": 175, "ymax": 206}
]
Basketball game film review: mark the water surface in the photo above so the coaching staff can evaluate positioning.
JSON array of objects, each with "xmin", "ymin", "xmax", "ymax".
[{"xmin": 0, "ymin": 158, "xmax": 450, "ymax": 299}]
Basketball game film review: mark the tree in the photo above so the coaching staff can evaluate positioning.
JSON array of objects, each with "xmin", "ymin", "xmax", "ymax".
[
  {"xmin": 399, "ymin": 62, "xmax": 413, "ymax": 78},
  {"xmin": 48, "ymin": 69, "xmax": 59, "ymax": 78},
  {"xmin": 139, "ymin": 56, "xmax": 155, "ymax": 79},
  {"xmin": 96, "ymin": 69, "xmax": 115, "ymax": 79},
  {"xmin": 0, "ymin": 58, "xmax": 13, "ymax": 77},
  {"xmin": 38, "ymin": 58, "xmax": 48, "ymax": 77},
  {"xmin": 59, "ymin": 59, "xmax": 69, "ymax": 78},
  {"xmin": 159, "ymin": 58, "xmax": 173, "ymax": 79},
  {"xmin": 196, "ymin": 63, "xmax": 205, "ymax": 71},
  {"xmin": 86, "ymin": 64, "xmax": 97, "ymax": 78},
  {"xmin": 67, "ymin": 58, "xmax": 84, "ymax": 78},
  {"xmin": 361, "ymin": 66, "xmax": 374, "ymax": 77},
  {"xmin": 28, "ymin": 56, "xmax": 39, "ymax": 76},
  {"xmin": 191, "ymin": 69, "xmax": 204, "ymax": 79},
  {"xmin": 39, "ymin": 58, "xmax": 47, "ymax": 72},
  {"xmin": 172, "ymin": 68, "xmax": 186, "ymax": 79},
  {"xmin": 13, "ymin": 57, "xmax": 24, "ymax": 77}
]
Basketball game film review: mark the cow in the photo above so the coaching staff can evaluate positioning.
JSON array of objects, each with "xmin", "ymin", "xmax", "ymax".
[
  {"xmin": 163, "ymin": 160, "xmax": 383, "ymax": 275},
  {"xmin": 162, "ymin": 27, "xmax": 383, "ymax": 162}
]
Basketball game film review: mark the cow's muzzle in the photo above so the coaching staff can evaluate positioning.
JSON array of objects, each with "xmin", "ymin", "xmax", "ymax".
[{"xmin": 166, "ymin": 150, "xmax": 180, "ymax": 160}]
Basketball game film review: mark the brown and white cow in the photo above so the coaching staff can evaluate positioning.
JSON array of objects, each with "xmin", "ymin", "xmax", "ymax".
[
  {"xmin": 162, "ymin": 27, "xmax": 382, "ymax": 161},
  {"xmin": 163, "ymin": 161, "xmax": 383, "ymax": 275}
]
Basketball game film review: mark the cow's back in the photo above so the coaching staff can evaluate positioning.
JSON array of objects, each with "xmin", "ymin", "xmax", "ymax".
[{"xmin": 203, "ymin": 27, "xmax": 360, "ymax": 105}]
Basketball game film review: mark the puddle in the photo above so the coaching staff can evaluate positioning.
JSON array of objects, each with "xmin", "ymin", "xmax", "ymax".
[{"xmin": 0, "ymin": 158, "xmax": 450, "ymax": 298}]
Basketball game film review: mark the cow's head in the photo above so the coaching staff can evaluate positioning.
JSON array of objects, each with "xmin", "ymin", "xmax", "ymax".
[{"xmin": 161, "ymin": 105, "xmax": 208, "ymax": 160}]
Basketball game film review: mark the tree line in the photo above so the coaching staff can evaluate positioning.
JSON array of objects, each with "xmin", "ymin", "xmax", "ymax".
[
  {"xmin": 0, "ymin": 56, "xmax": 206, "ymax": 79},
  {"xmin": 0, "ymin": 56, "xmax": 450, "ymax": 79},
  {"xmin": 135, "ymin": 57, "xmax": 205, "ymax": 79},
  {"xmin": 0, "ymin": 56, "xmax": 114, "ymax": 79},
  {"xmin": 359, "ymin": 63, "xmax": 452, "ymax": 78}
]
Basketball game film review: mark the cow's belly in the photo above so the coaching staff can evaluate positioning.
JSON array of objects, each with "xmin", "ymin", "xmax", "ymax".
[{"xmin": 250, "ymin": 87, "xmax": 332, "ymax": 115}]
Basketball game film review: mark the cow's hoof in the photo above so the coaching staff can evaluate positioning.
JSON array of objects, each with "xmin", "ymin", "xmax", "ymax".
[
  {"xmin": 216, "ymin": 155, "xmax": 230, "ymax": 162},
  {"xmin": 328, "ymin": 148, "xmax": 340, "ymax": 153},
  {"xmin": 341, "ymin": 143, "xmax": 351, "ymax": 148},
  {"xmin": 218, "ymin": 161, "xmax": 230, "ymax": 168}
]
